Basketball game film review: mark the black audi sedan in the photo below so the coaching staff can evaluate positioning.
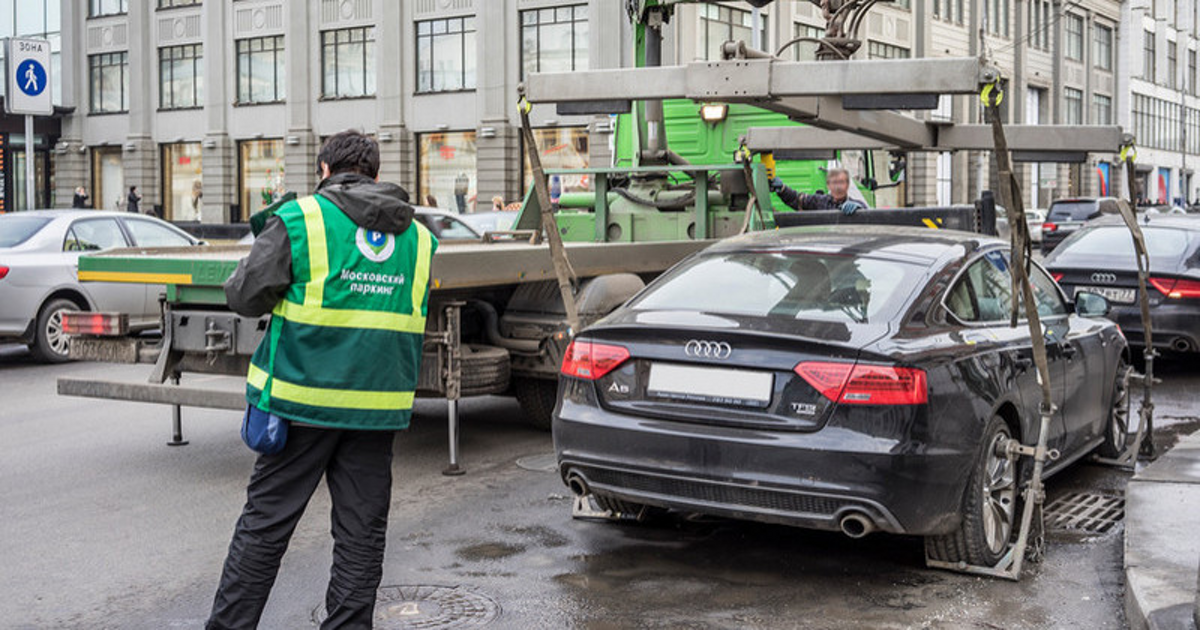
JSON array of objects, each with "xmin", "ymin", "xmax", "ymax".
[
  {"xmin": 554, "ymin": 226, "xmax": 1130, "ymax": 568},
  {"xmin": 1044, "ymin": 215, "xmax": 1200, "ymax": 354}
]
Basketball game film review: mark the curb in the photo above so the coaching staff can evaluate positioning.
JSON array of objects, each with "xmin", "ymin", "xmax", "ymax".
[{"xmin": 1123, "ymin": 430, "xmax": 1200, "ymax": 630}]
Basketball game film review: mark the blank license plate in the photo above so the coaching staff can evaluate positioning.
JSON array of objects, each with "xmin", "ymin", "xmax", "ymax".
[
  {"xmin": 647, "ymin": 363, "xmax": 774, "ymax": 407},
  {"xmin": 1076, "ymin": 285, "xmax": 1136, "ymax": 304}
]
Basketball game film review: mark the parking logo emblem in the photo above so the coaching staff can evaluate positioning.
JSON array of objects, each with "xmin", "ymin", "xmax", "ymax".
[{"xmin": 356, "ymin": 227, "xmax": 395, "ymax": 263}]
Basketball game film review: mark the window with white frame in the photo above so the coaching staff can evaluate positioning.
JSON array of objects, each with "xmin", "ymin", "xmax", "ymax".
[
  {"xmin": 321, "ymin": 27, "xmax": 375, "ymax": 98},
  {"xmin": 697, "ymin": 4, "xmax": 766, "ymax": 61},
  {"xmin": 521, "ymin": 5, "xmax": 588, "ymax": 78},
  {"xmin": 1093, "ymin": 23, "xmax": 1112, "ymax": 71},
  {"xmin": 1065, "ymin": 14, "xmax": 1083, "ymax": 61},
  {"xmin": 1064, "ymin": 88, "xmax": 1083, "ymax": 125},
  {"xmin": 936, "ymin": 152, "xmax": 953, "ymax": 206},
  {"xmin": 416, "ymin": 17, "xmax": 477, "ymax": 92},
  {"xmin": 792, "ymin": 23, "xmax": 825, "ymax": 62}
]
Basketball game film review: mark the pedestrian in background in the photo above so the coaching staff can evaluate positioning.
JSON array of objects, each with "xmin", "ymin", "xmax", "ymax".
[
  {"xmin": 453, "ymin": 172, "xmax": 469, "ymax": 213},
  {"xmin": 72, "ymin": 187, "xmax": 90, "ymax": 208},
  {"xmin": 206, "ymin": 130, "xmax": 438, "ymax": 630},
  {"xmin": 126, "ymin": 186, "xmax": 141, "ymax": 214},
  {"xmin": 491, "ymin": 195, "xmax": 504, "ymax": 212}
]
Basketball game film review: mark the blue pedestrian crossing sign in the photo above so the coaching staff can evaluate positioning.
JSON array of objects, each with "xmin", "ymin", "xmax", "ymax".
[{"xmin": 5, "ymin": 37, "xmax": 53, "ymax": 116}]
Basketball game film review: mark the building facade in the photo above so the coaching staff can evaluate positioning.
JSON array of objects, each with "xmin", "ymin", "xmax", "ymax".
[
  {"xmin": 1120, "ymin": 0, "xmax": 1200, "ymax": 205},
  {"xmin": 42, "ymin": 0, "xmax": 1200, "ymax": 222}
]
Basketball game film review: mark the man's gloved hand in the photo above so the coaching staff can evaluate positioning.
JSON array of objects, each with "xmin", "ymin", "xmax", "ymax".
[
  {"xmin": 840, "ymin": 200, "xmax": 864, "ymax": 216},
  {"xmin": 761, "ymin": 153, "xmax": 777, "ymax": 180},
  {"xmin": 769, "ymin": 177, "xmax": 785, "ymax": 193}
]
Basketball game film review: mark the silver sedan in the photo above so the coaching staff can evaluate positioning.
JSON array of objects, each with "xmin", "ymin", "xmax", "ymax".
[{"xmin": 0, "ymin": 210, "xmax": 200, "ymax": 362}]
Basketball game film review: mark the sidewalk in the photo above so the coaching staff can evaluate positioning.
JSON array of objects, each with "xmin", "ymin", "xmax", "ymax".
[{"xmin": 1125, "ymin": 430, "xmax": 1200, "ymax": 630}]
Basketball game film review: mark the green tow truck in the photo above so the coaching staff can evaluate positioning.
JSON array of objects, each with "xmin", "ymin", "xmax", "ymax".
[{"xmin": 56, "ymin": 0, "xmax": 1119, "ymax": 478}]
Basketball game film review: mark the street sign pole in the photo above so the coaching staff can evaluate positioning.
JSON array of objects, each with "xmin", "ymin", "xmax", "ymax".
[
  {"xmin": 5, "ymin": 37, "xmax": 53, "ymax": 211},
  {"xmin": 24, "ymin": 114, "xmax": 33, "ymax": 210}
]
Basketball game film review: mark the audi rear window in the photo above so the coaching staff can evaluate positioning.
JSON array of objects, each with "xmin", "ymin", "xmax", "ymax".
[
  {"xmin": 0, "ymin": 216, "xmax": 51, "ymax": 247},
  {"xmin": 627, "ymin": 251, "xmax": 924, "ymax": 325},
  {"xmin": 1056, "ymin": 226, "xmax": 1191, "ymax": 262},
  {"xmin": 1047, "ymin": 202, "xmax": 1100, "ymax": 221}
]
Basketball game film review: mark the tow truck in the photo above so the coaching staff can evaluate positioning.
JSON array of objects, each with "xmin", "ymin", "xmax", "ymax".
[{"xmin": 57, "ymin": 0, "xmax": 1148, "ymax": 579}]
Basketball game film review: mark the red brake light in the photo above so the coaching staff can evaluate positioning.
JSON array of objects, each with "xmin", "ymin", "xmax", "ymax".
[
  {"xmin": 794, "ymin": 361, "xmax": 928, "ymax": 405},
  {"xmin": 61, "ymin": 311, "xmax": 128, "ymax": 336},
  {"xmin": 1150, "ymin": 277, "xmax": 1200, "ymax": 299},
  {"xmin": 0, "ymin": 265, "xmax": 8, "ymax": 280},
  {"xmin": 1042, "ymin": 222, "xmax": 1058, "ymax": 232},
  {"xmin": 561, "ymin": 340, "xmax": 630, "ymax": 381},
  {"xmin": 1051, "ymin": 272, "xmax": 1064, "ymax": 282}
]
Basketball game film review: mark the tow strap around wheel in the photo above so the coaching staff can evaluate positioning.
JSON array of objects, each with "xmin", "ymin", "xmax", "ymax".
[{"xmin": 926, "ymin": 77, "xmax": 1057, "ymax": 580}]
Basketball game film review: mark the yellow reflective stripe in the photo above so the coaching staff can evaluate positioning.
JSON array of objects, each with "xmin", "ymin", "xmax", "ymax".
[
  {"xmin": 273, "ymin": 299, "xmax": 427, "ymax": 333},
  {"xmin": 299, "ymin": 196, "xmax": 328, "ymax": 307},
  {"xmin": 248, "ymin": 364, "xmax": 415, "ymax": 410},
  {"xmin": 411, "ymin": 222, "xmax": 433, "ymax": 316},
  {"xmin": 78, "ymin": 271, "xmax": 194, "ymax": 284}
]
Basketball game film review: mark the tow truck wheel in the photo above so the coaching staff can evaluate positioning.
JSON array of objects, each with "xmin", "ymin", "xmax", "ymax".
[
  {"xmin": 514, "ymin": 377, "xmax": 558, "ymax": 431},
  {"xmin": 29, "ymin": 298, "xmax": 79, "ymax": 364},
  {"xmin": 1098, "ymin": 358, "xmax": 1132, "ymax": 458},
  {"xmin": 925, "ymin": 415, "xmax": 1019, "ymax": 567}
]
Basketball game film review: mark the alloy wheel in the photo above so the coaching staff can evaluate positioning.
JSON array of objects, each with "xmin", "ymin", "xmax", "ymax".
[{"xmin": 981, "ymin": 429, "xmax": 1017, "ymax": 555}]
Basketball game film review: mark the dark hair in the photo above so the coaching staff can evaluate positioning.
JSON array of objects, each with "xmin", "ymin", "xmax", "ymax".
[
  {"xmin": 318, "ymin": 130, "xmax": 380, "ymax": 179},
  {"xmin": 129, "ymin": 186, "xmax": 137, "ymax": 192}
]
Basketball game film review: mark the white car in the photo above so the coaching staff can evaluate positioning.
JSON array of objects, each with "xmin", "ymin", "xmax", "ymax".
[
  {"xmin": 1025, "ymin": 209, "xmax": 1046, "ymax": 243},
  {"xmin": 0, "ymin": 210, "xmax": 200, "ymax": 362}
]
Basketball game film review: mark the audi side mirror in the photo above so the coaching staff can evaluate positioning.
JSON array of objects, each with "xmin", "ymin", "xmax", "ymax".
[{"xmin": 1075, "ymin": 291, "xmax": 1111, "ymax": 318}]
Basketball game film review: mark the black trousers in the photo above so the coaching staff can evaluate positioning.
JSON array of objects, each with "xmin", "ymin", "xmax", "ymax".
[{"xmin": 206, "ymin": 425, "xmax": 397, "ymax": 630}]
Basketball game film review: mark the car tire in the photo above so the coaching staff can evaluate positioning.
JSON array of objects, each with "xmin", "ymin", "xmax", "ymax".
[
  {"xmin": 29, "ymin": 298, "xmax": 80, "ymax": 364},
  {"xmin": 925, "ymin": 415, "xmax": 1020, "ymax": 568},
  {"xmin": 1098, "ymin": 358, "xmax": 1133, "ymax": 458},
  {"xmin": 458, "ymin": 344, "xmax": 511, "ymax": 398},
  {"xmin": 514, "ymin": 377, "xmax": 558, "ymax": 431}
]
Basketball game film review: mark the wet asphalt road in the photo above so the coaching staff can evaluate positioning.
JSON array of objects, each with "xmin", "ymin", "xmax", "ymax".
[{"xmin": 2, "ymin": 344, "xmax": 1198, "ymax": 630}]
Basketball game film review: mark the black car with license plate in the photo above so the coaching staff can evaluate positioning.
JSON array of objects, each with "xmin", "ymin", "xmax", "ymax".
[
  {"xmin": 553, "ymin": 226, "xmax": 1130, "ymax": 567},
  {"xmin": 1044, "ymin": 215, "xmax": 1200, "ymax": 354}
]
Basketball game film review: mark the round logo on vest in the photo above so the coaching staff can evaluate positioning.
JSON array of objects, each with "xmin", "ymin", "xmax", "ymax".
[{"xmin": 356, "ymin": 227, "xmax": 395, "ymax": 263}]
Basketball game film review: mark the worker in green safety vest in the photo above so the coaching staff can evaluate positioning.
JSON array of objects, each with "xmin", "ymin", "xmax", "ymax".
[{"xmin": 206, "ymin": 130, "xmax": 438, "ymax": 629}]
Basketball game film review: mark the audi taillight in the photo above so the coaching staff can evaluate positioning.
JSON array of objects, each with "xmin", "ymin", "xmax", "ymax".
[
  {"xmin": 1042, "ymin": 222, "xmax": 1058, "ymax": 233},
  {"xmin": 1051, "ymin": 272, "xmax": 1064, "ymax": 282},
  {"xmin": 61, "ymin": 311, "xmax": 129, "ymax": 336},
  {"xmin": 0, "ymin": 265, "xmax": 8, "ymax": 280},
  {"xmin": 1149, "ymin": 277, "xmax": 1200, "ymax": 300},
  {"xmin": 561, "ymin": 340, "xmax": 630, "ymax": 381},
  {"xmin": 794, "ymin": 361, "xmax": 928, "ymax": 405}
]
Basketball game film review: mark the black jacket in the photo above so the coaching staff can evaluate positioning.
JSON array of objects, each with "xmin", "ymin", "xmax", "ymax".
[
  {"xmin": 774, "ymin": 181, "xmax": 849, "ymax": 212},
  {"xmin": 223, "ymin": 173, "xmax": 416, "ymax": 317}
]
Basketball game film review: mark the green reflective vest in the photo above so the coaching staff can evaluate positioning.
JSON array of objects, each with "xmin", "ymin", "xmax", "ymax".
[{"xmin": 246, "ymin": 194, "xmax": 437, "ymax": 430}]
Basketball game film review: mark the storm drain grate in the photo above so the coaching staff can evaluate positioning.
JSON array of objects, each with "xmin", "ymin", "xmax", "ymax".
[
  {"xmin": 313, "ymin": 585, "xmax": 500, "ymax": 629},
  {"xmin": 1043, "ymin": 491, "xmax": 1125, "ymax": 534}
]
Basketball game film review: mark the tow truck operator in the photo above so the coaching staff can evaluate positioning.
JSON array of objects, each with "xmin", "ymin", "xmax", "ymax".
[{"xmin": 764, "ymin": 153, "xmax": 866, "ymax": 215}]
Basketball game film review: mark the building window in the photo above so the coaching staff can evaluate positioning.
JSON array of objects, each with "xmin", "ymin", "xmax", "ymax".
[
  {"xmin": 158, "ymin": 0, "xmax": 200, "ymax": 7},
  {"xmin": 89, "ymin": 52, "xmax": 128, "ymax": 113},
  {"xmin": 697, "ymin": 4, "xmax": 766, "ymax": 61},
  {"xmin": 867, "ymin": 41, "xmax": 910, "ymax": 59},
  {"xmin": 1093, "ymin": 24, "xmax": 1112, "ymax": 71},
  {"xmin": 936, "ymin": 152, "xmax": 953, "ymax": 206},
  {"xmin": 89, "ymin": 0, "xmax": 127, "ymax": 17},
  {"xmin": 1168, "ymin": 41, "xmax": 1178, "ymax": 89},
  {"xmin": 792, "ymin": 23, "xmax": 825, "ymax": 61},
  {"xmin": 416, "ymin": 17, "xmax": 477, "ymax": 93},
  {"xmin": 1144, "ymin": 31, "xmax": 1156, "ymax": 82},
  {"xmin": 1064, "ymin": 88, "xmax": 1083, "ymax": 125},
  {"xmin": 162, "ymin": 143, "xmax": 203, "ymax": 221},
  {"xmin": 1190, "ymin": 49, "xmax": 1198, "ymax": 95},
  {"xmin": 321, "ymin": 27, "xmax": 375, "ymax": 98},
  {"xmin": 418, "ymin": 132, "xmax": 477, "ymax": 212},
  {"xmin": 521, "ymin": 5, "xmax": 588, "ymax": 78},
  {"xmin": 522, "ymin": 127, "xmax": 590, "ymax": 195},
  {"xmin": 92, "ymin": 147, "xmax": 124, "ymax": 212},
  {"xmin": 935, "ymin": 0, "xmax": 965, "ymax": 24},
  {"xmin": 988, "ymin": 0, "xmax": 1010, "ymax": 37},
  {"xmin": 1064, "ymin": 14, "xmax": 1083, "ymax": 61},
  {"xmin": 236, "ymin": 35, "xmax": 285, "ymax": 104},
  {"xmin": 159, "ymin": 44, "xmax": 203, "ymax": 109},
  {"xmin": 1093, "ymin": 94, "xmax": 1112, "ymax": 125},
  {"xmin": 238, "ymin": 139, "xmax": 285, "ymax": 221},
  {"xmin": 1028, "ymin": 0, "xmax": 1051, "ymax": 50}
]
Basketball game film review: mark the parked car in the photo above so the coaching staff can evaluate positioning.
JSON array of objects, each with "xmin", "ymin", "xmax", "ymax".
[
  {"xmin": 1045, "ymin": 214, "xmax": 1200, "ymax": 354},
  {"xmin": 554, "ymin": 226, "xmax": 1129, "ymax": 567},
  {"xmin": 1041, "ymin": 197, "xmax": 1121, "ymax": 253},
  {"xmin": 994, "ymin": 208, "xmax": 1045, "ymax": 244},
  {"xmin": 0, "ymin": 210, "xmax": 200, "ymax": 362},
  {"xmin": 460, "ymin": 210, "xmax": 518, "ymax": 235}
]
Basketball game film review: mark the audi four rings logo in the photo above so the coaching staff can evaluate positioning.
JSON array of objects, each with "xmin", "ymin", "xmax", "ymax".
[
  {"xmin": 684, "ymin": 340, "xmax": 733, "ymax": 359},
  {"xmin": 1091, "ymin": 272, "xmax": 1117, "ymax": 284}
]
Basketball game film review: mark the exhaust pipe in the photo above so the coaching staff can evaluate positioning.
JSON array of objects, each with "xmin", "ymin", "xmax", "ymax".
[
  {"xmin": 566, "ymin": 473, "xmax": 589, "ymax": 497},
  {"xmin": 1170, "ymin": 337, "xmax": 1193, "ymax": 353},
  {"xmin": 839, "ymin": 512, "xmax": 876, "ymax": 539}
]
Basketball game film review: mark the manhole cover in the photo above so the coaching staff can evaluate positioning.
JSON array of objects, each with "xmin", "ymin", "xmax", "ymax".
[
  {"xmin": 515, "ymin": 453, "xmax": 557, "ymax": 473},
  {"xmin": 1044, "ymin": 491, "xmax": 1124, "ymax": 534},
  {"xmin": 312, "ymin": 585, "xmax": 500, "ymax": 629}
]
